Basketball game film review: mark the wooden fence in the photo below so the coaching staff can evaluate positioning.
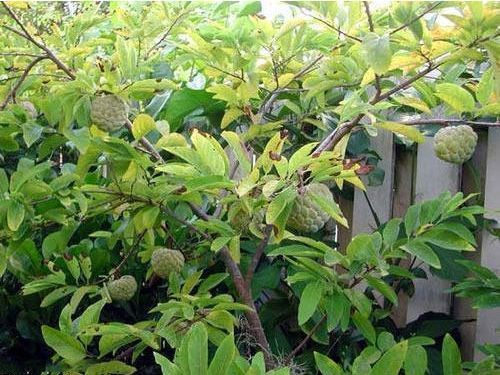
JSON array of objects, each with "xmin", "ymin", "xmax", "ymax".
[{"xmin": 336, "ymin": 128, "xmax": 500, "ymax": 360}]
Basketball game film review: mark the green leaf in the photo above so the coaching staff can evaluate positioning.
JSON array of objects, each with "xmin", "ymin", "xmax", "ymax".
[
  {"xmin": 22, "ymin": 121, "xmax": 43, "ymax": 148},
  {"xmin": 404, "ymin": 204, "xmax": 421, "ymax": 237},
  {"xmin": 298, "ymin": 281, "xmax": 324, "ymax": 325},
  {"xmin": 41, "ymin": 286, "xmax": 77, "ymax": 308},
  {"xmin": 435, "ymin": 83, "xmax": 475, "ymax": 113},
  {"xmin": 401, "ymin": 239, "xmax": 441, "ymax": 269},
  {"xmin": 162, "ymin": 88, "xmax": 225, "ymax": 132},
  {"xmin": 309, "ymin": 190, "xmax": 348, "ymax": 228},
  {"xmin": 371, "ymin": 341, "xmax": 408, "ymax": 375},
  {"xmin": 265, "ymin": 188, "xmax": 296, "ymax": 225},
  {"xmin": 442, "ymin": 334, "xmax": 462, "ymax": 375},
  {"xmin": 420, "ymin": 229, "xmax": 475, "ymax": 251},
  {"xmin": 7, "ymin": 199, "xmax": 25, "ymax": 231},
  {"xmin": 404, "ymin": 345, "xmax": 427, "ymax": 375},
  {"xmin": 208, "ymin": 334, "xmax": 236, "ymax": 375},
  {"xmin": 383, "ymin": 218, "xmax": 402, "ymax": 247},
  {"xmin": 85, "ymin": 361, "xmax": 136, "ymax": 375},
  {"xmin": 365, "ymin": 276, "xmax": 398, "ymax": 305},
  {"xmin": 221, "ymin": 131, "xmax": 251, "ymax": 174},
  {"xmin": 41, "ymin": 325, "xmax": 87, "ymax": 365},
  {"xmin": 352, "ymin": 311, "xmax": 376, "ymax": 344},
  {"xmin": 375, "ymin": 122, "xmax": 425, "ymax": 143},
  {"xmin": 362, "ymin": 33, "xmax": 392, "ymax": 75},
  {"xmin": 154, "ymin": 352, "xmax": 182, "ymax": 375},
  {"xmin": 221, "ymin": 108, "xmax": 243, "ymax": 129},
  {"xmin": 187, "ymin": 322, "xmax": 208, "ymax": 375},
  {"xmin": 314, "ymin": 352, "xmax": 344, "ymax": 375},
  {"xmin": 132, "ymin": 113, "xmax": 156, "ymax": 139},
  {"xmin": 477, "ymin": 68, "xmax": 494, "ymax": 105},
  {"xmin": 238, "ymin": 1, "xmax": 262, "ymax": 17},
  {"xmin": 394, "ymin": 97, "xmax": 431, "ymax": 113}
]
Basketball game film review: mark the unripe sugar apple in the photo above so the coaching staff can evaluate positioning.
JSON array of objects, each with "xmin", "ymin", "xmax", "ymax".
[
  {"xmin": 90, "ymin": 95, "xmax": 129, "ymax": 132},
  {"xmin": 151, "ymin": 248, "xmax": 185, "ymax": 278},
  {"xmin": 107, "ymin": 275, "xmax": 137, "ymax": 302},
  {"xmin": 433, "ymin": 125, "xmax": 477, "ymax": 164},
  {"xmin": 287, "ymin": 183, "xmax": 334, "ymax": 233}
]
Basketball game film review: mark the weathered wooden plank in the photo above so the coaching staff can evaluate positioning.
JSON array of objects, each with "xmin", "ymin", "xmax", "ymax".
[
  {"xmin": 352, "ymin": 131, "xmax": 395, "ymax": 236},
  {"xmin": 336, "ymin": 193, "xmax": 353, "ymax": 253},
  {"xmin": 453, "ymin": 129, "xmax": 488, "ymax": 360},
  {"xmin": 390, "ymin": 145, "xmax": 416, "ymax": 328},
  {"xmin": 474, "ymin": 128, "xmax": 500, "ymax": 360},
  {"xmin": 406, "ymin": 136, "xmax": 461, "ymax": 322}
]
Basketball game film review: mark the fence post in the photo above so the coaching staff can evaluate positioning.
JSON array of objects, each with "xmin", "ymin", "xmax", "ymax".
[
  {"xmin": 352, "ymin": 131, "xmax": 395, "ymax": 236},
  {"xmin": 390, "ymin": 144, "xmax": 416, "ymax": 327},
  {"xmin": 406, "ymin": 136, "xmax": 461, "ymax": 322},
  {"xmin": 453, "ymin": 129, "xmax": 488, "ymax": 360},
  {"xmin": 474, "ymin": 128, "xmax": 500, "ymax": 359}
]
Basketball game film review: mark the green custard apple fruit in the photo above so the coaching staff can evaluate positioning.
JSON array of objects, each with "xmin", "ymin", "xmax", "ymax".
[
  {"xmin": 228, "ymin": 203, "xmax": 265, "ymax": 234},
  {"xmin": 90, "ymin": 95, "xmax": 129, "ymax": 131},
  {"xmin": 433, "ymin": 125, "xmax": 477, "ymax": 164},
  {"xmin": 107, "ymin": 275, "xmax": 137, "ymax": 302},
  {"xmin": 287, "ymin": 183, "xmax": 334, "ymax": 233},
  {"xmin": 151, "ymin": 248, "xmax": 185, "ymax": 278}
]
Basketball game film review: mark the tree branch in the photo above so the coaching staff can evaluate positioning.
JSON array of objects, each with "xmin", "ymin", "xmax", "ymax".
[
  {"xmin": 1, "ymin": 2, "xmax": 76, "ymax": 79},
  {"xmin": 363, "ymin": 1, "xmax": 382, "ymax": 100},
  {"xmin": 146, "ymin": 10, "xmax": 189, "ymax": 57},
  {"xmin": 245, "ymin": 224, "xmax": 273, "ymax": 283},
  {"xmin": 0, "ymin": 55, "xmax": 48, "ymax": 110},
  {"xmin": 390, "ymin": 2, "xmax": 441, "ymax": 35},
  {"xmin": 306, "ymin": 12, "xmax": 362, "ymax": 42},
  {"xmin": 286, "ymin": 315, "xmax": 327, "ymax": 362},
  {"xmin": 187, "ymin": 202, "xmax": 274, "ymax": 368},
  {"xmin": 400, "ymin": 119, "xmax": 500, "ymax": 128},
  {"xmin": 124, "ymin": 118, "xmax": 164, "ymax": 162}
]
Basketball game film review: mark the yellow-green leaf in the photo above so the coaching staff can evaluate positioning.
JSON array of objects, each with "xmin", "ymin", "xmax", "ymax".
[
  {"xmin": 221, "ymin": 108, "xmax": 244, "ymax": 129},
  {"xmin": 394, "ymin": 96, "xmax": 431, "ymax": 113},
  {"xmin": 132, "ymin": 114, "xmax": 156, "ymax": 139},
  {"xmin": 375, "ymin": 122, "xmax": 425, "ymax": 143},
  {"xmin": 435, "ymin": 83, "xmax": 475, "ymax": 113}
]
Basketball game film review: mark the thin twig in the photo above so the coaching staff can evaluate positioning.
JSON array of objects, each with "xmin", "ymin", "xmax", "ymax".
[
  {"xmin": 400, "ymin": 119, "xmax": 500, "ymax": 128},
  {"xmin": 0, "ymin": 56, "xmax": 48, "ymax": 110},
  {"xmin": 124, "ymin": 118, "xmax": 164, "ymax": 162},
  {"xmin": 390, "ymin": 2, "xmax": 441, "ymax": 35},
  {"xmin": 363, "ymin": 2, "xmax": 375, "ymax": 32},
  {"xmin": 363, "ymin": 1, "xmax": 382, "ymax": 100},
  {"xmin": 245, "ymin": 225, "xmax": 273, "ymax": 283},
  {"xmin": 109, "ymin": 231, "xmax": 146, "ymax": 279},
  {"xmin": 306, "ymin": 13, "xmax": 362, "ymax": 42},
  {"xmin": 1, "ymin": 2, "xmax": 76, "ymax": 79},
  {"xmin": 286, "ymin": 315, "xmax": 327, "ymax": 362},
  {"xmin": 146, "ymin": 10, "xmax": 189, "ymax": 57}
]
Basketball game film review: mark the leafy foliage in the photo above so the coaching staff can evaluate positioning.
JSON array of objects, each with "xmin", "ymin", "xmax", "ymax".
[{"xmin": 0, "ymin": 1, "xmax": 498, "ymax": 374}]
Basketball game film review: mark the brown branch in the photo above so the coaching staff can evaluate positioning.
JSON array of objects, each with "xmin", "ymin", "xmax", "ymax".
[
  {"xmin": 0, "ymin": 52, "xmax": 45, "ymax": 58},
  {"xmin": 206, "ymin": 63, "xmax": 246, "ymax": 82},
  {"xmin": 124, "ymin": 118, "xmax": 164, "ymax": 162},
  {"xmin": 286, "ymin": 314, "xmax": 327, "ymax": 362},
  {"xmin": 245, "ymin": 224, "xmax": 273, "ymax": 283},
  {"xmin": 0, "ymin": 56, "xmax": 48, "ymax": 110},
  {"xmin": 109, "ymin": 231, "xmax": 146, "ymax": 279},
  {"xmin": 363, "ymin": 1, "xmax": 382, "ymax": 100},
  {"xmin": 400, "ymin": 119, "xmax": 500, "ymax": 128},
  {"xmin": 390, "ymin": 2, "xmax": 441, "ymax": 35},
  {"xmin": 1, "ymin": 2, "xmax": 76, "ymax": 80},
  {"xmin": 187, "ymin": 202, "xmax": 274, "ymax": 368},
  {"xmin": 308, "ymin": 13, "xmax": 362, "ymax": 42},
  {"xmin": 146, "ymin": 10, "xmax": 189, "ymax": 57},
  {"xmin": 363, "ymin": 1, "xmax": 375, "ymax": 32}
]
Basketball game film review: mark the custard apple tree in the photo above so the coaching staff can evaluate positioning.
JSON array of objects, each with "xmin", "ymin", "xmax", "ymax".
[{"xmin": 0, "ymin": 1, "xmax": 498, "ymax": 374}]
